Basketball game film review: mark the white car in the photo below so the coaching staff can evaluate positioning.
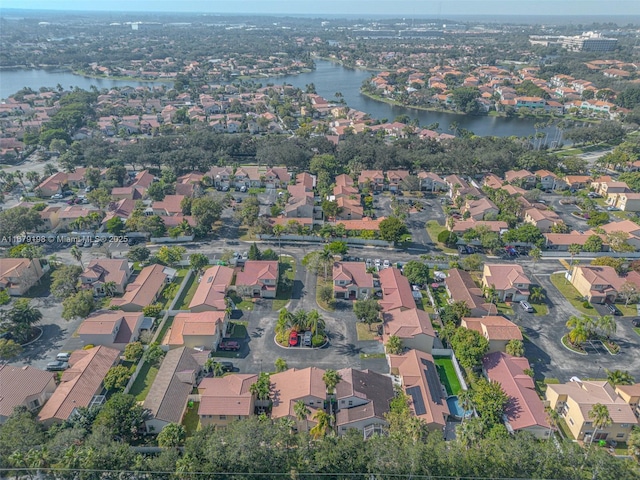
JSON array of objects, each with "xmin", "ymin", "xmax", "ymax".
[
  {"xmin": 383, "ymin": 259, "xmax": 390, "ymax": 268},
  {"xmin": 51, "ymin": 193, "xmax": 63, "ymax": 199},
  {"xmin": 374, "ymin": 259, "xmax": 381, "ymax": 266}
]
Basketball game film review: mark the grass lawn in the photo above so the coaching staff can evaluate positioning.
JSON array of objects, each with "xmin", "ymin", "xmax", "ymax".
[
  {"xmin": 315, "ymin": 278, "xmax": 335, "ymax": 312},
  {"xmin": 615, "ymin": 303, "xmax": 638, "ymax": 317},
  {"xmin": 272, "ymin": 256, "xmax": 296, "ymax": 311},
  {"xmin": 359, "ymin": 352, "xmax": 386, "ymax": 359},
  {"xmin": 495, "ymin": 302, "xmax": 514, "ymax": 316},
  {"xmin": 531, "ymin": 303, "xmax": 549, "ymax": 316},
  {"xmin": 634, "ymin": 327, "xmax": 640, "ymax": 337},
  {"xmin": 432, "ymin": 286, "xmax": 450, "ymax": 309},
  {"xmin": 174, "ymin": 273, "xmax": 198, "ymax": 311},
  {"xmin": 356, "ymin": 322, "xmax": 381, "ymax": 341},
  {"xmin": 556, "ymin": 418, "xmax": 574, "ymax": 440},
  {"xmin": 561, "ymin": 334, "xmax": 587, "ymax": 354},
  {"xmin": 434, "ymin": 356, "xmax": 462, "ymax": 396},
  {"xmin": 235, "ymin": 299, "xmax": 255, "ymax": 311},
  {"xmin": 425, "ymin": 220, "xmax": 457, "ymax": 254},
  {"xmin": 417, "ymin": 292, "xmax": 434, "ymax": 313},
  {"xmin": 228, "ymin": 321, "xmax": 248, "ymax": 339},
  {"xmin": 156, "ymin": 316, "xmax": 174, "ymax": 344},
  {"xmin": 182, "ymin": 402, "xmax": 200, "ymax": 436},
  {"xmin": 127, "ymin": 362, "xmax": 159, "ymax": 401},
  {"xmin": 550, "ymin": 273, "xmax": 600, "ymax": 317}
]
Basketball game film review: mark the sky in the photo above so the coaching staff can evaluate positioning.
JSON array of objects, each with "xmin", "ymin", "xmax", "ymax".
[{"xmin": 2, "ymin": 0, "xmax": 639, "ymax": 16}]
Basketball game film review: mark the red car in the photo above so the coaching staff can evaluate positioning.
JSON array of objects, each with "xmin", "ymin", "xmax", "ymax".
[
  {"xmin": 289, "ymin": 330, "xmax": 299, "ymax": 347},
  {"xmin": 218, "ymin": 340, "xmax": 240, "ymax": 351}
]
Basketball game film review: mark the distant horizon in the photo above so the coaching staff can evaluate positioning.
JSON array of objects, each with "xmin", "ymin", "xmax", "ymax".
[{"xmin": 1, "ymin": 1, "xmax": 639, "ymax": 18}]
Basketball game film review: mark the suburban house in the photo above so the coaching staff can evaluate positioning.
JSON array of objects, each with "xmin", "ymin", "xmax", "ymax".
[
  {"xmin": 335, "ymin": 196, "xmax": 364, "ymax": 220},
  {"xmin": 564, "ymin": 175, "xmax": 592, "ymax": 190},
  {"xmin": 79, "ymin": 259, "xmax": 132, "ymax": 296},
  {"xmin": 167, "ymin": 311, "xmax": 228, "ymax": 350},
  {"xmin": 151, "ymin": 195, "xmax": 186, "ymax": 217},
  {"xmin": 285, "ymin": 184, "xmax": 316, "ymax": 219},
  {"xmin": 461, "ymin": 316, "xmax": 523, "ymax": 353},
  {"xmin": 615, "ymin": 384, "xmax": 640, "ymax": 419},
  {"xmin": 544, "ymin": 232, "xmax": 609, "ymax": 252},
  {"xmin": 332, "ymin": 262, "xmax": 374, "ymax": 300},
  {"xmin": 38, "ymin": 346, "xmax": 120, "ymax": 425},
  {"xmin": 235, "ymin": 260, "xmax": 279, "ymax": 299},
  {"xmin": 596, "ymin": 220, "xmax": 640, "ymax": 250},
  {"xmin": 358, "ymin": 170, "xmax": 385, "ymax": 191},
  {"xmin": 189, "ymin": 265, "xmax": 234, "ymax": 312},
  {"xmin": 0, "ymin": 365, "xmax": 56, "ymax": 424},
  {"xmin": 77, "ymin": 310, "xmax": 146, "ymax": 350},
  {"xmin": 143, "ymin": 347, "xmax": 203, "ymax": 433},
  {"xmin": 482, "ymin": 352, "xmax": 551, "ymax": 439},
  {"xmin": 0, "ymin": 258, "xmax": 45, "ymax": 296},
  {"xmin": 334, "ymin": 368, "xmax": 395, "ymax": 436},
  {"xmin": 269, "ymin": 367, "xmax": 328, "ymax": 429},
  {"xmin": 388, "ymin": 349, "xmax": 450, "ymax": 431},
  {"xmin": 378, "ymin": 267, "xmax": 416, "ymax": 312},
  {"xmin": 481, "ymin": 264, "xmax": 531, "ymax": 303},
  {"xmin": 418, "ymin": 172, "xmax": 447, "ymax": 192},
  {"xmin": 110, "ymin": 264, "xmax": 172, "ymax": 311},
  {"xmin": 36, "ymin": 172, "xmax": 68, "ymax": 197},
  {"xmin": 535, "ymin": 170, "xmax": 565, "ymax": 191},
  {"xmin": 386, "ymin": 170, "xmax": 410, "ymax": 191},
  {"xmin": 610, "ymin": 192, "xmax": 640, "ymax": 212},
  {"xmin": 382, "ymin": 308, "xmax": 436, "ymax": 353},
  {"xmin": 208, "ymin": 166, "xmax": 233, "ymax": 189},
  {"xmin": 546, "ymin": 379, "xmax": 638, "ymax": 442},
  {"xmin": 569, "ymin": 265, "xmax": 640, "ymax": 304},
  {"xmin": 462, "ymin": 197, "xmax": 499, "ymax": 221},
  {"xmin": 445, "ymin": 268, "xmax": 492, "ymax": 317},
  {"xmin": 198, "ymin": 374, "xmax": 259, "ymax": 427},
  {"xmin": 523, "ymin": 208, "xmax": 562, "ymax": 233},
  {"xmin": 504, "ymin": 169, "xmax": 536, "ymax": 188},
  {"xmin": 449, "ymin": 219, "xmax": 508, "ymax": 235}
]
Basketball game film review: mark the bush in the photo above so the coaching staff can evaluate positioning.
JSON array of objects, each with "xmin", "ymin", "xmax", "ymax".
[
  {"xmin": 312, "ymin": 334, "xmax": 325, "ymax": 348},
  {"xmin": 0, "ymin": 289, "xmax": 10, "ymax": 306},
  {"xmin": 582, "ymin": 301, "xmax": 592, "ymax": 309},
  {"xmin": 83, "ymin": 344, "xmax": 95, "ymax": 350}
]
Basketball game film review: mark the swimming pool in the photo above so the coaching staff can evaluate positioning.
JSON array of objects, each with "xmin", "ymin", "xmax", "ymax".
[{"xmin": 447, "ymin": 395, "xmax": 473, "ymax": 420}]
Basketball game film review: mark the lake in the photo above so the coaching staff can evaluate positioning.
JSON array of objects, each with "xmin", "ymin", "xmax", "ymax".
[{"xmin": 0, "ymin": 61, "xmax": 556, "ymax": 138}]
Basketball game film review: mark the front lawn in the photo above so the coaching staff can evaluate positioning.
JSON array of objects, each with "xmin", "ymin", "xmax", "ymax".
[
  {"xmin": 356, "ymin": 322, "xmax": 381, "ymax": 341},
  {"xmin": 227, "ymin": 321, "xmax": 248, "ymax": 339},
  {"xmin": 550, "ymin": 273, "xmax": 600, "ymax": 316},
  {"xmin": 634, "ymin": 327, "xmax": 640, "ymax": 337},
  {"xmin": 315, "ymin": 278, "xmax": 335, "ymax": 312},
  {"xmin": 174, "ymin": 273, "xmax": 199, "ymax": 311},
  {"xmin": 182, "ymin": 401, "xmax": 200, "ymax": 436},
  {"xmin": 127, "ymin": 362, "xmax": 159, "ymax": 401},
  {"xmin": 531, "ymin": 303, "xmax": 549, "ymax": 316},
  {"xmin": 615, "ymin": 303, "xmax": 638, "ymax": 317},
  {"xmin": 273, "ymin": 256, "xmax": 296, "ymax": 311},
  {"xmin": 434, "ymin": 356, "xmax": 462, "ymax": 396},
  {"xmin": 425, "ymin": 220, "xmax": 457, "ymax": 253}
]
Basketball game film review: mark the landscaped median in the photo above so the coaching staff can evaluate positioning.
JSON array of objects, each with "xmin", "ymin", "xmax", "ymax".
[
  {"xmin": 561, "ymin": 334, "xmax": 588, "ymax": 355},
  {"xmin": 550, "ymin": 273, "xmax": 600, "ymax": 316}
]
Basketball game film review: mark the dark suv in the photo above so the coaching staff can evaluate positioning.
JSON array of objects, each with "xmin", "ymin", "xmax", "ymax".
[{"xmin": 605, "ymin": 303, "xmax": 621, "ymax": 316}]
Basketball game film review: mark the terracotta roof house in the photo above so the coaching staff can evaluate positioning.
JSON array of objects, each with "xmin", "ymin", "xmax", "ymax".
[
  {"xmin": 569, "ymin": 265, "xmax": 640, "ymax": 304},
  {"xmin": 481, "ymin": 264, "xmax": 531, "ymax": 302},
  {"xmin": 358, "ymin": 170, "xmax": 385, "ymax": 191},
  {"xmin": 0, "ymin": 365, "xmax": 56, "ymax": 424},
  {"xmin": 36, "ymin": 172, "xmax": 67, "ymax": 197},
  {"xmin": 378, "ymin": 267, "xmax": 416, "ymax": 312},
  {"xmin": 189, "ymin": 265, "xmax": 234, "ymax": 312},
  {"xmin": 445, "ymin": 268, "xmax": 492, "ymax": 317},
  {"xmin": 449, "ymin": 220, "xmax": 508, "ymax": 234},
  {"xmin": 131, "ymin": 170, "xmax": 155, "ymax": 189},
  {"xmin": 461, "ymin": 316, "xmax": 523, "ymax": 353},
  {"xmin": 335, "ymin": 196, "xmax": 364, "ymax": 220},
  {"xmin": 152, "ymin": 195, "xmax": 185, "ymax": 216},
  {"xmin": 334, "ymin": 368, "xmax": 395, "ymax": 436},
  {"xmin": 535, "ymin": 170, "xmax": 565, "ymax": 191},
  {"xmin": 615, "ymin": 383, "xmax": 640, "ymax": 419},
  {"xmin": 524, "ymin": 208, "xmax": 562, "ymax": 233},
  {"xmin": 0, "ymin": 258, "xmax": 44, "ymax": 296},
  {"xmin": 269, "ymin": 367, "xmax": 327, "ymax": 428},
  {"xmin": 463, "ymin": 197, "xmax": 499, "ymax": 221},
  {"xmin": 386, "ymin": 170, "xmax": 410, "ymax": 191},
  {"xmin": 335, "ymin": 174, "xmax": 354, "ymax": 188},
  {"xmin": 208, "ymin": 167, "xmax": 233, "ymax": 189},
  {"xmin": 482, "ymin": 352, "xmax": 551, "ymax": 439},
  {"xmin": 418, "ymin": 172, "xmax": 447, "ymax": 192},
  {"xmin": 546, "ymin": 379, "xmax": 638, "ymax": 442},
  {"xmin": 79, "ymin": 259, "xmax": 131, "ymax": 296},
  {"xmin": 483, "ymin": 173, "xmax": 504, "ymax": 190},
  {"xmin": 144, "ymin": 347, "xmax": 202, "ymax": 433},
  {"xmin": 235, "ymin": 261, "xmax": 279, "ymax": 299},
  {"xmin": 382, "ymin": 308, "xmax": 436, "ymax": 353},
  {"xmin": 38, "ymin": 346, "xmax": 120, "ymax": 425},
  {"xmin": 198, "ymin": 374, "xmax": 258, "ymax": 427},
  {"xmin": 336, "ymin": 217, "xmax": 384, "ymax": 233},
  {"xmin": 167, "ymin": 311, "xmax": 228, "ymax": 350},
  {"xmin": 77, "ymin": 310, "xmax": 145, "ymax": 350},
  {"xmin": 564, "ymin": 175, "xmax": 592, "ymax": 190},
  {"xmin": 388, "ymin": 349, "xmax": 450, "ymax": 431},
  {"xmin": 543, "ymin": 232, "xmax": 608, "ymax": 251},
  {"xmin": 504, "ymin": 169, "xmax": 536, "ymax": 187},
  {"xmin": 102, "ymin": 198, "xmax": 136, "ymax": 225},
  {"xmin": 332, "ymin": 262, "xmax": 374, "ymax": 300},
  {"xmin": 444, "ymin": 175, "xmax": 469, "ymax": 196},
  {"xmin": 109, "ymin": 264, "xmax": 171, "ymax": 312},
  {"xmin": 296, "ymin": 172, "xmax": 316, "ymax": 191}
]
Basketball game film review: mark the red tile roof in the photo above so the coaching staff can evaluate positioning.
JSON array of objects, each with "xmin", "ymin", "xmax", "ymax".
[
  {"xmin": 378, "ymin": 267, "xmax": 415, "ymax": 312},
  {"xmin": 189, "ymin": 265, "xmax": 234, "ymax": 311},
  {"xmin": 0, "ymin": 365, "xmax": 55, "ymax": 418}
]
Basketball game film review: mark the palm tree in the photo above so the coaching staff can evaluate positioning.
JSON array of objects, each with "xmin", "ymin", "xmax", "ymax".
[
  {"xmin": 309, "ymin": 410, "xmax": 333, "ymax": 439},
  {"xmin": 566, "ymin": 315, "xmax": 590, "ymax": 347},
  {"xmin": 322, "ymin": 369, "xmax": 342, "ymax": 395},
  {"xmin": 588, "ymin": 403, "xmax": 612, "ymax": 446},
  {"xmin": 605, "ymin": 369, "xmax": 635, "ymax": 386},
  {"xmin": 529, "ymin": 286, "xmax": 545, "ymax": 304},
  {"xmin": 457, "ymin": 389, "xmax": 474, "ymax": 424},
  {"xmin": 567, "ymin": 244, "xmax": 582, "ymax": 281},
  {"xmin": 294, "ymin": 400, "xmax": 311, "ymax": 432},
  {"xmin": 7, "ymin": 299, "xmax": 43, "ymax": 343},
  {"xmin": 597, "ymin": 315, "xmax": 616, "ymax": 340},
  {"xmin": 272, "ymin": 224, "xmax": 285, "ymax": 256},
  {"xmin": 102, "ymin": 281, "xmax": 117, "ymax": 297},
  {"xmin": 307, "ymin": 309, "xmax": 325, "ymax": 336},
  {"xmin": 546, "ymin": 406, "xmax": 560, "ymax": 440},
  {"xmin": 529, "ymin": 247, "xmax": 541, "ymax": 275},
  {"xmin": 276, "ymin": 308, "xmax": 294, "ymax": 337},
  {"xmin": 212, "ymin": 362, "xmax": 224, "ymax": 378},
  {"xmin": 70, "ymin": 245, "xmax": 84, "ymax": 269},
  {"xmin": 318, "ymin": 248, "xmax": 334, "ymax": 279},
  {"xmin": 385, "ymin": 335, "xmax": 404, "ymax": 355}
]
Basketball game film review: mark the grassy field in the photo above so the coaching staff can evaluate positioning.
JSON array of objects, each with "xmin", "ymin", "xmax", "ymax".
[
  {"xmin": 273, "ymin": 256, "xmax": 296, "ymax": 311},
  {"xmin": 425, "ymin": 220, "xmax": 457, "ymax": 253},
  {"xmin": 182, "ymin": 402, "xmax": 200, "ymax": 436},
  {"xmin": 315, "ymin": 278, "xmax": 335, "ymax": 312},
  {"xmin": 532, "ymin": 303, "xmax": 549, "ymax": 316},
  {"xmin": 550, "ymin": 273, "xmax": 600, "ymax": 316},
  {"xmin": 127, "ymin": 362, "xmax": 159, "ymax": 401},
  {"xmin": 174, "ymin": 273, "xmax": 198, "ymax": 311},
  {"xmin": 434, "ymin": 356, "xmax": 462, "ymax": 396},
  {"xmin": 356, "ymin": 322, "xmax": 381, "ymax": 341}
]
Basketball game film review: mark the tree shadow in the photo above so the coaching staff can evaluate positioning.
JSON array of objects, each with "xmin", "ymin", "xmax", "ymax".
[
  {"xmin": 332, "ymin": 343, "xmax": 361, "ymax": 357},
  {"xmin": 291, "ymin": 280, "xmax": 304, "ymax": 300}
]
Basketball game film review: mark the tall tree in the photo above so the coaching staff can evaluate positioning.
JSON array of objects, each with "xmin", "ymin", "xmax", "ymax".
[
  {"xmin": 294, "ymin": 400, "xmax": 311, "ymax": 432},
  {"xmin": 322, "ymin": 369, "xmax": 342, "ymax": 395},
  {"xmin": 588, "ymin": 403, "xmax": 612, "ymax": 446},
  {"xmin": 605, "ymin": 369, "xmax": 635, "ymax": 386},
  {"xmin": 70, "ymin": 244, "xmax": 84, "ymax": 269}
]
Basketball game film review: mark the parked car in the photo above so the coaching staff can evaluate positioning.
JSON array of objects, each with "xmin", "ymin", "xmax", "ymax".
[
  {"xmin": 289, "ymin": 330, "xmax": 299, "ymax": 347},
  {"xmin": 302, "ymin": 331, "xmax": 312, "ymax": 347},
  {"xmin": 520, "ymin": 301, "xmax": 534, "ymax": 313},
  {"xmin": 383, "ymin": 259, "xmax": 390, "ymax": 269},
  {"xmin": 219, "ymin": 361, "xmax": 234, "ymax": 372},
  {"xmin": 56, "ymin": 352, "xmax": 71, "ymax": 362},
  {"xmin": 218, "ymin": 340, "xmax": 240, "ymax": 351},
  {"xmin": 606, "ymin": 206, "xmax": 620, "ymax": 211},
  {"xmin": 374, "ymin": 259, "xmax": 381, "ymax": 267},
  {"xmin": 605, "ymin": 303, "xmax": 621, "ymax": 316},
  {"xmin": 632, "ymin": 319, "xmax": 640, "ymax": 327},
  {"xmin": 84, "ymin": 186, "xmax": 94, "ymax": 193},
  {"xmin": 51, "ymin": 193, "xmax": 63, "ymax": 200},
  {"xmin": 46, "ymin": 361, "xmax": 68, "ymax": 371}
]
